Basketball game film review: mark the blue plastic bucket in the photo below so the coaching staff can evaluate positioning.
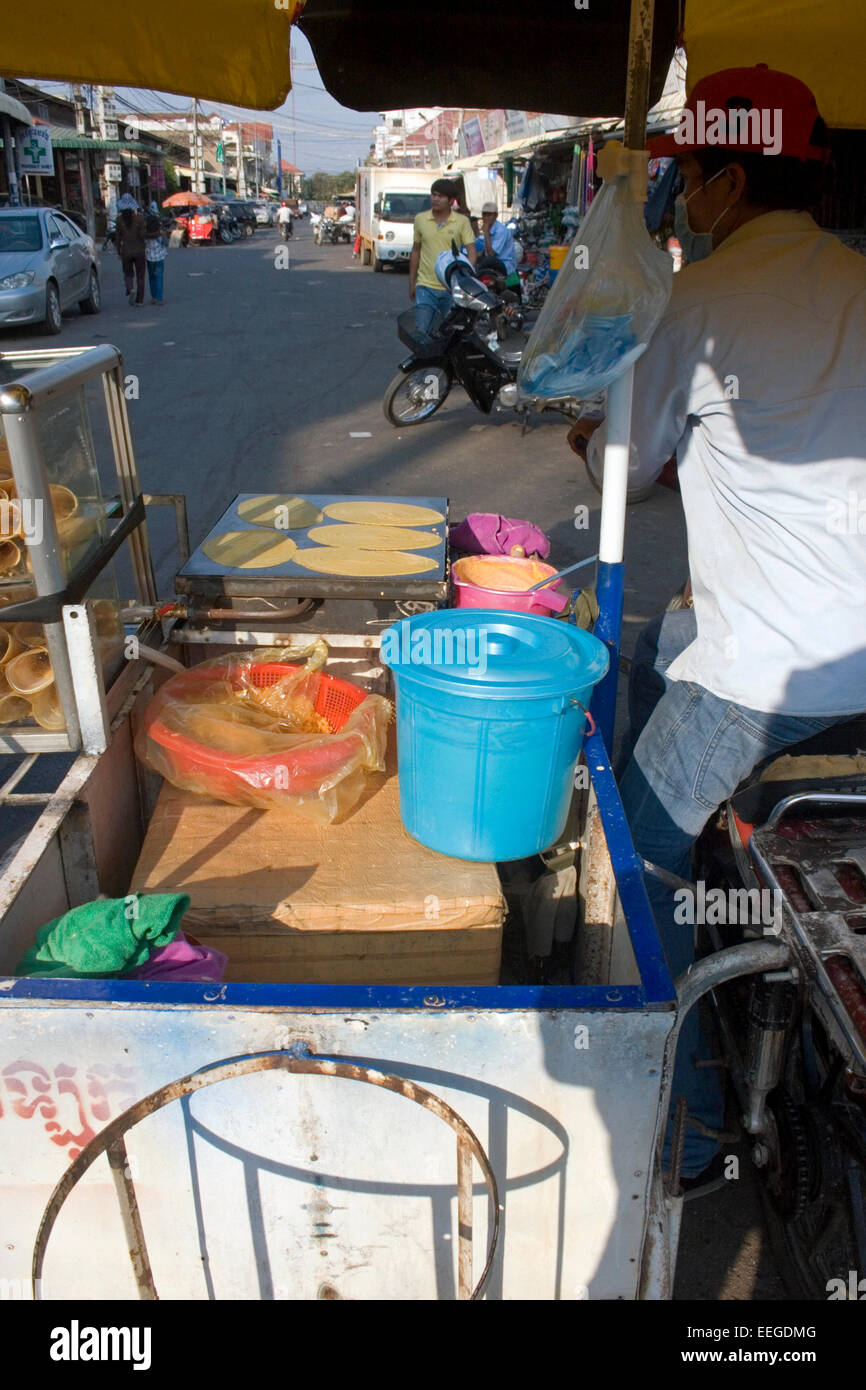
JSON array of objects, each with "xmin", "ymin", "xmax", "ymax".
[{"xmin": 381, "ymin": 610, "xmax": 609, "ymax": 861}]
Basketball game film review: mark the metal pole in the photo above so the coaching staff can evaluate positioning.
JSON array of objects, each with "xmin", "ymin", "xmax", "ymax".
[
  {"xmin": 623, "ymin": 0, "xmax": 656, "ymax": 150},
  {"xmin": 191, "ymin": 99, "xmax": 200, "ymax": 194},
  {"xmin": 593, "ymin": 0, "xmax": 656, "ymax": 752},
  {"xmin": 276, "ymin": 138, "xmax": 282, "ymax": 197},
  {"xmin": 2, "ymin": 116, "xmax": 21, "ymax": 207}
]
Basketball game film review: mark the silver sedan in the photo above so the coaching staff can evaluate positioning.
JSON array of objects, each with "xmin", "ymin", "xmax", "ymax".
[{"xmin": 0, "ymin": 207, "xmax": 100, "ymax": 335}]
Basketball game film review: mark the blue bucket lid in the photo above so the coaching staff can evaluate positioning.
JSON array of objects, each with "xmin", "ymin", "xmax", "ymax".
[{"xmin": 380, "ymin": 609, "xmax": 609, "ymax": 700}]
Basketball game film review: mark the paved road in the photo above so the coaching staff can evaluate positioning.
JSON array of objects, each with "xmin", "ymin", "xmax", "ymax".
[{"xmin": 0, "ymin": 221, "xmax": 786, "ymax": 1301}]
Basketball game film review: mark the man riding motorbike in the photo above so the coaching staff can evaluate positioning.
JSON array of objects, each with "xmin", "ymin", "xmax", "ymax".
[
  {"xmin": 277, "ymin": 200, "xmax": 293, "ymax": 242},
  {"xmin": 569, "ymin": 65, "xmax": 866, "ymax": 1187}
]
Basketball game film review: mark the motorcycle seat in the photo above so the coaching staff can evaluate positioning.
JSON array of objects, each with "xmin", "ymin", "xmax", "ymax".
[{"xmin": 729, "ymin": 711, "xmax": 866, "ymax": 830}]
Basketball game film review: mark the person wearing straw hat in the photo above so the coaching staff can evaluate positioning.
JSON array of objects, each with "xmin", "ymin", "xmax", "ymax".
[{"xmin": 570, "ymin": 65, "xmax": 866, "ymax": 1189}]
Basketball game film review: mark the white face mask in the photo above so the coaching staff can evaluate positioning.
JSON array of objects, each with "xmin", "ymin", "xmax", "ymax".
[{"xmin": 673, "ymin": 167, "xmax": 733, "ymax": 263}]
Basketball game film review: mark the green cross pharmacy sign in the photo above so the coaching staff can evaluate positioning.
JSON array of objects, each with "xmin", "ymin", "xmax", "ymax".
[{"xmin": 19, "ymin": 128, "xmax": 55, "ymax": 176}]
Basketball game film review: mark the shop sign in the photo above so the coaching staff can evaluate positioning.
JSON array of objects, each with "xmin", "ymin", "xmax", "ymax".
[
  {"xmin": 461, "ymin": 116, "xmax": 485, "ymax": 157},
  {"xmin": 19, "ymin": 127, "xmax": 54, "ymax": 175},
  {"xmin": 105, "ymin": 162, "xmax": 122, "ymax": 182},
  {"xmin": 63, "ymin": 152, "xmax": 80, "ymax": 171},
  {"xmin": 481, "ymin": 110, "xmax": 506, "ymax": 150},
  {"xmin": 505, "ymin": 110, "xmax": 529, "ymax": 140}
]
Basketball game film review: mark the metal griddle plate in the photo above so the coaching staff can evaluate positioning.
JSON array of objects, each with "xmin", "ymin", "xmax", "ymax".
[
  {"xmin": 176, "ymin": 494, "xmax": 450, "ymax": 601},
  {"xmin": 749, "ymin": 791, "xmax": 866, "ymax": 1070}
]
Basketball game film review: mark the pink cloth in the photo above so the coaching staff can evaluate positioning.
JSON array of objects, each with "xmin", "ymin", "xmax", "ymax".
[
  {"xmin": 126, "ymin": 930, "xmax": 227, "ymax": 983},
  {"xmin": 449, "ymin": 514, "xmax": 550, "ymax": 560}
]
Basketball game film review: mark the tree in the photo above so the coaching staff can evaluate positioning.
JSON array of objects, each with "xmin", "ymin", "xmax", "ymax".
[
  {"xmin": 308, "ymin": 171, "xmax": 357, "ymax": 201},
  {"xmin": 163, "ymin": 160, "xmax": 179, "ymax": 196}
]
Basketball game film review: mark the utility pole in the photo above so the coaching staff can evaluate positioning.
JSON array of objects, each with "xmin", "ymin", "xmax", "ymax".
[
  {"xmin": 71, "ymin": 84, "xmax": 95, "ymax": 238},
  {"xmin": 191, "ymin": 98, "xmax": 201, "ymax": 193}
]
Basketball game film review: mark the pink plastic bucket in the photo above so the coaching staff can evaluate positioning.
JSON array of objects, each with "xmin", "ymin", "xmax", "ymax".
[{"xmin": 451, "ymin": 555, "xmax": 570, "ymax": 616}]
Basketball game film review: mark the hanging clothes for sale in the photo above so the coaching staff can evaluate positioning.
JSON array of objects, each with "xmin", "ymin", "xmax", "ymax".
[
  {"xmin": 566, "ymin": 145, "xmax": 581, "ymax": 207},
  {"xmin": 586, "ymin": 138, "xmax": 596, "ymax": 209},
  {"xmin": 518, "ymin": 158, "xmax": 546, "ymax": 212}
]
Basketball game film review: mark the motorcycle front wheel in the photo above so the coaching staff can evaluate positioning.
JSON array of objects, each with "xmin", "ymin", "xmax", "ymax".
[{"xmin": 383, "ymin": 364, "xmax": 452, "ymax": 427}]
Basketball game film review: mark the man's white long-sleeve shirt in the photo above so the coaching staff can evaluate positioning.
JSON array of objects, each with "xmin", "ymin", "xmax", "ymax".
[{"xmin": 588, "ymin": 210, "xmax": 866, "ymax": 715}]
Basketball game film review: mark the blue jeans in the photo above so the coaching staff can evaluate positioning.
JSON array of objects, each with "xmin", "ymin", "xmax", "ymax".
[
  {"xmin": 414, "ymin": 285, "xmax": 450, "ymax": 339},
  {"xmin": 619, "ymin": 609, "xmax": 844, "ymax": 1177},
  {"xmin": 146, "ymin": 259, "xmax": 164, "ymax": 302}
]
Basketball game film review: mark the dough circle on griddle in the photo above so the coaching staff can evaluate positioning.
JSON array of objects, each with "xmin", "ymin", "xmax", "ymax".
[
  {"xmin": 322, "ymin": 501, "xmax": 445, "ymax": 527},
  {"xmin": 307, "ymin": 523, "xmax": 442, "ymax": 551},
  {"xmin": 237, "ymin": 495, "xmax": 323, "ymax": 529},
  {"xmin": 201, "ymin": 529, "xmax": 298, "ymax": 570},
  {"xmin": 291, "ymin": 547, "xmax": 438, "ymax": 576}
]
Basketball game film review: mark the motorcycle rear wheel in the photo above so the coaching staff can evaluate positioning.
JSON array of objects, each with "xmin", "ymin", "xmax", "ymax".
[{"xmin": 383, "ymin": 364, "xmax": 452, "ymax": 427}]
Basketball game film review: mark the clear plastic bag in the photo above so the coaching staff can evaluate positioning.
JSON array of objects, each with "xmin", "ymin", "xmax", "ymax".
[
  {"xmin": 518, "ymin": 178, "xmax": 672, "ymax": 401},
  {"xmin": 136, "ymin": 655, "xmax": 392, "ymax": 823}
]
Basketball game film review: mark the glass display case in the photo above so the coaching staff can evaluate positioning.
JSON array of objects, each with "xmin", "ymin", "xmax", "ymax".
[{"xmin": 0, "ymin": 346, "xmax": 157, "ymax": 753}]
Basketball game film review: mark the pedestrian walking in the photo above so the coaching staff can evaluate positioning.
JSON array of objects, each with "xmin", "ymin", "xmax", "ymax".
[
  {"xmin": 114, "ymin": 194, "xmax": 146, "ymax": 306},
  {"xmin": 145, "ymin": 210, "xmax": 168, "ymax": 305}
]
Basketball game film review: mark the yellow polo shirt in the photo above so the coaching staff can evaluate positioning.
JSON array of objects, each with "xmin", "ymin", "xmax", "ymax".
[{"xmin": 413, "ymin": 210, "xmax": 475, "ymax": 289}]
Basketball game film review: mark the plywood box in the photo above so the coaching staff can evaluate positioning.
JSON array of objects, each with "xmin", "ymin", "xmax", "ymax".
[{"xmin": 130, "ymin": 755, "xmax": 504, "ymax": 985}]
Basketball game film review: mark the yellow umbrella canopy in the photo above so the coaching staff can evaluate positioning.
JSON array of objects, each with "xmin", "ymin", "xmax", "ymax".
[
  {"xmin": 2, "ymin": 0, "xmax": 681, "ymax": 116},
  {"xmin": 684, "ymin": 0, "xmax": 866, "ymax": 130},
  {"xmin": 2, "ymin": 0, "xmax": 303, "ymax": 110},
  {"xmin": 2, "ymin": 0, "xmax": 865, "ymax": 127}
]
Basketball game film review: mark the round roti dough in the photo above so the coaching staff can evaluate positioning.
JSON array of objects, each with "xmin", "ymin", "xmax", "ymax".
[
  {"xmin": 201, "ymin": 530, "xmax": 298, "ymax": 570},
  {"xmin": 291, "ymin": 547, "xmax": 438, "ymax": 576},
  {"xmin": 322, "ymin": 501, "xmax": 445, "ymax": 527},
  {"xmin": 237, "ymin": 495, "xmax": 323, "ymax": 529},
  {"xmin": 307, "ymin": 523, "xmax": 442, "ymax": 551}
]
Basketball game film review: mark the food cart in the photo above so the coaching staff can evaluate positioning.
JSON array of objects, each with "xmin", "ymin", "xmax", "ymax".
[{"xmin": 0, "ymin": 0, "xmax": 862, "ymax": 1302}]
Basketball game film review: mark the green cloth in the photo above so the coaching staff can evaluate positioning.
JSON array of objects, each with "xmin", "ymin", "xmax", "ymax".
[{"xmin": 15, "ymin": 894, "xmax": 190, "ymax": 979}]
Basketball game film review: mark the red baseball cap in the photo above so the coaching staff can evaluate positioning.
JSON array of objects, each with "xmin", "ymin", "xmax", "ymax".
[{"xmin": 648, "ymin": 64, "xmax": 830, "ymax": 163}]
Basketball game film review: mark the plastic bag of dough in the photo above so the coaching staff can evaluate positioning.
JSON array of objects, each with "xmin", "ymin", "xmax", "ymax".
[
  {"xmin": 517, "ymin": 177, "xmax": 672, "ymax": 401},
  {"xmin": 135, "ymin": 654, "xmax": 392, "ymax": 823}
]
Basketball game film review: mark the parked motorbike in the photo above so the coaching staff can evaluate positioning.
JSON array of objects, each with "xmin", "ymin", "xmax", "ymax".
[
  {"xmin": 687, "ymin": 724, "xmax": 866, "ymax": 1299},
  {"xmin": 383, "ymin": 249, "xmax": 574, "ymax": 429},
  {"xmin": 314, "ymin": 216, "xmax": 337, "ymax": 246},
  {"xmin": 218, "ymin": 207, "xmax": 243, "ymax": 243}
]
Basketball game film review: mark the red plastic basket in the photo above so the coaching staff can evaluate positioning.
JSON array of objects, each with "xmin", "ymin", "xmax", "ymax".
[{"xmin": 146, "ymin": 663, "xmax": 370, "ymax": 796}]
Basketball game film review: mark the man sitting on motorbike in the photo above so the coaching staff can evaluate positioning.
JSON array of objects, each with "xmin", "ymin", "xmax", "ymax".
[
  {"xmin": 277, "ymin": 201, "xmax": 293, "ymax": 240},
  {"xmin": 474, "ymin": 201, "xmax": 520, "ymax": 291},
  {"xmin": 569, "ymin": 65, "xmax": 866, "ymax": 1186},
  {"xmin": 410, "ymin": 178, "xmax": 476, "ymax": 337}
]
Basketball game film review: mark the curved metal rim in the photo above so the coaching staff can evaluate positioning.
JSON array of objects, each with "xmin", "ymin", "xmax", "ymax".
[
  {"xmin": 387, "ymin": 367, "xmax": 450, "ymax": 424},
  {"xmin": 32, "ymin": 1048, "xmax": 501, "ymax": 1302}
]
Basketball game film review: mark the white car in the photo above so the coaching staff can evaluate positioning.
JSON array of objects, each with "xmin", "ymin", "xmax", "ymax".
[
  {"xmin": 253, "ymin": 201, "xmax": 276, "ymax": 226},
  {"xmin": 0, "ymin": 207, "xmax": 100, "ymax": 335}
]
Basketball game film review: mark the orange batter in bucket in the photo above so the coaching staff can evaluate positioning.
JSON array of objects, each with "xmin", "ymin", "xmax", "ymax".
[{"xmin": 455, "ymin": 555, "xmax": 551, "ymax": 592}]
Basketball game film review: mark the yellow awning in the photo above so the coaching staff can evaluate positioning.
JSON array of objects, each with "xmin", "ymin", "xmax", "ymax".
[
  {"xmin": 685, "ymin": 0, "xmax": 866, "ymax": 130},
  {"xmin": 1, "ymin": 0, "xmax": 303, "ymax": 111}
]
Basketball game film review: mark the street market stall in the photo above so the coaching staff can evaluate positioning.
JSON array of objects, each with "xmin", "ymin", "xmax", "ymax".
[{"xmin": 0, "ymin": 0, "xmax": 864, "ymax": 1305}]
